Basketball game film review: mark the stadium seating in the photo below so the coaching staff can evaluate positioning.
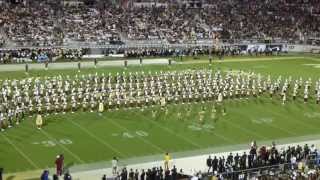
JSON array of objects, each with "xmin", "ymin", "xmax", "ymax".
[
  {"xmin": 107, "ymin": 143, "xmax": 320, "ymax": 180},
  {"xmin": 0, "ymin": 0, "xmax": 319, "ymax": 47}
]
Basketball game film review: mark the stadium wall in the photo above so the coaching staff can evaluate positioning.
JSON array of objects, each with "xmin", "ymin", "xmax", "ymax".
[{"xmin": 287, "ymin": 44, "xmax": 320, "ymax": 53}]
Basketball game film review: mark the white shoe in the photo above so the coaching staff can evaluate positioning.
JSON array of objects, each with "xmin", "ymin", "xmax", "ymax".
[
  {"xmin": 1, "ymin": 129, "xmax": 4, "ymax": 132},
  {"xmin": 16, "ymin": 122, "xmax": 19, "ymax": 125},
  {"xmin": 8, "ymin": 125, "xmax": 12, "ymax": 128}
]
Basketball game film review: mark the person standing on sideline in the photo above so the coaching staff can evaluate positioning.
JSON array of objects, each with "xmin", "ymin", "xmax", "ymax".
[
  {"xmin": 164, "ymin": 152, "xmax": 171, "ymax": 170},
  {"xmin": 0, "ymin": 168, "xmax": 3, "ymax": 180},
  {"xmin": 63, "ymin": 171, "xmax": 72, "ymax": 180},
  {"xmin": 25, "ymin": 63, "xmax": 29, "ymax": 74},
  {"xmin": 112, "ymin": 157, "xmax": 118, "ymax": 175},
  {"xmin": 102, "ymin": 174, "xmax": 107, "ymax": 180},
  {"xmin": 40, "ymin": 170, "xmax": 49, "ymax": 180},
  {"xmin": 94, "ymin": 59, "xmax": 98, "ymax": 68},
  {"xmin": 55, "ymin": 154, "xmax": 64, "ymax": 176},
  {"xmin": 45, "ymin": 61, "xmax": 49, "ymax": 70},
  {"xmin": 140, "ymin": 169, "xmax": 146, "ymax": 180},
  {"xmin": 77, "ymin": 61, "xmax": 81, "ymax": 72},
  {"xmin": 206, "ymin": 155, "xmax": 212, "ymax": 173}
]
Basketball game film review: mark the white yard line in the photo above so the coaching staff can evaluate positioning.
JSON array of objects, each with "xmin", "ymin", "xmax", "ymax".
[
  {"xmin": 39, "ymin": 129, "xmax": 85, "ymax": 164},
  {"xmin": 133, "ymin": 111, "xmax": 202, "ymax": 148},
  {"xmin": 0, "ymin": 133, "xmax": 39, "ymax": 169},
  {"xmin": 101, "ymin": 115, "xmax": 166, "ymax": 153},
  {"xmin": 68, "ymin": 119, "xmax": 128, "ymax": 158}
]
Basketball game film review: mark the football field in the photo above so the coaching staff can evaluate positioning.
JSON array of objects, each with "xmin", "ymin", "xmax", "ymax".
[{"xmin": 1, "ymin": 54, "xmax": 320, "ymax": 175}]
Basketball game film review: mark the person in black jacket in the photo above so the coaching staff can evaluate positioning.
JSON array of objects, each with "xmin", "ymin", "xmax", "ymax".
[
  {"xmin": 206, "ymin": 155, "xmax": 213, "ymax": 173},
  {"xmin": 121, "ymin": 168, "xmax": 128, "ymax": 180},
  {"xmin": 134, "ymin": 169, "xmax": 139, "ymax": 180},
  {"xmin": 171, "ymin": 166, "xmax": 177, "ymax": 180},
  {"xmin": 102, "ymin": 174, "xmax": 107, "ymax": 180},
  {"xmin": 212, "ymin": 156, "xmax": 218, "ymax": 173},
  {"xmin": 140, "ymin": 169, "xmax": 145, "ymax": 180},
  {"xmin": 63, "ymin": 171, "xmax": 72, "ymax": 180},
  {"xmin": 129, "ymin": 169, "xmax": 134, "ymax": 180},
  {"xmin": 0, "ymin": 168, "xmax": 3, "ymax": 180},
  {"xmin": 53, "ymin": 174, "xmax": 59, "ymax": 180}
]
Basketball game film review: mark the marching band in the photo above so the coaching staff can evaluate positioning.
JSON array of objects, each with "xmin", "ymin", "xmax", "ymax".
[{"xmin": 0, "ymin": 69, "xmax": 319, "ymax": 131}]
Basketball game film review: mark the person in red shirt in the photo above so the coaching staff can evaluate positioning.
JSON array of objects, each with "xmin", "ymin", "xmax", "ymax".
[{"xmin": 55, "ymin": 154, "xmax": 64, "ymax": 176}]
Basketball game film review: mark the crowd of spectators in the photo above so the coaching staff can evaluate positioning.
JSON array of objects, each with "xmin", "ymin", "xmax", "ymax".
[
  {"xmin": 101, "ymin": 142, "xmax": 320, "ymax": 180},
  {"xmin": 0, "ymin": 48, "xmax": 86, "ymax": 64},
  {"xmin": 0, "ymin": 0, "xmax": 319, "ymax": 47},
  {"xmin": 111, "ymin": 166, "xmax": 189, "ymax": 180},
  {"xmin": 0, "ymin": 0, "xmax": 62, "ymax": 47},
  {"xmin": 205, "ymin": 142, "xmax": 320, "ymax": 179}
]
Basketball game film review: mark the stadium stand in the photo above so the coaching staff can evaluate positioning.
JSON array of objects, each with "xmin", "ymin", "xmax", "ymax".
[
  {"xmin": 0, "ymin": 0, "xmax": 319, "ymax": 47},
  {"xmin": 104, "ymin": 142, "xmax": 320, "ymax": 180},
  {"xmin": 0, "ymin": 1, "xmax": 320, "ymax": 180}
]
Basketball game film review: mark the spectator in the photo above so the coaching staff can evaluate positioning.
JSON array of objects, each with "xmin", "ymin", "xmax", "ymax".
[
  {"xmin": 0, "ymin": 168, "xmax": 3, "ymax": 180},
  {"xmin": 102, "ymin": 174, "xmax": 107, "ymax": 180},
  {"xmin": 40, "ymin": 170, "xmax": 49, "ymax": 180},
  {"xmin": 63, "ymin": 171, "xmax": 72, "ymax": 180}
]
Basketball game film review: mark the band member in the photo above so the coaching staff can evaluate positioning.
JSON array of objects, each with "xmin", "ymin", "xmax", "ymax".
[
  {"xmin": 0, "ymin": 113, "xmax": 5, "ymax": 131},
  {"xmin": 36, "ymin": 114, "xmax": 43, "ymax": 129},
  {"xmin": 160, "ymin": 97, "xmax": 166, "ymax": 109},
  {"xmin": 282, "ymin": 93, "xmax": 286, "ymax": 105},
  {"xmin": 98, "ymin": 100, "xmax": 104, "ymax": 114}
]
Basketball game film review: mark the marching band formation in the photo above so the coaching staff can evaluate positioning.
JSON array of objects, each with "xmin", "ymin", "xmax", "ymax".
[{"xmin": 0, "ymin": 69, "xmax": 320, "ymax": 131}]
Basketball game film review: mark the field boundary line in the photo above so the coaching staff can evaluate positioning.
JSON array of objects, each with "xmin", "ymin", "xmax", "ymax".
[
  {"xmin": 133, "ymin": 110, "xmax": 202, "ymax": 148},
  {"xmin": 179, "ymin": 56, "xmax": 305, "ymax": 64},
  {"xmin": 39, "ymin": 130, "xmax": 85, "ymax": 164},
  {"xmin": 68, "ymin": 118, "xmax": 128, "ymax": 158},
  {"xmin": 0, "ymin": 133, "xmax": 39, "ymax": 169},
  {"xmin": 101, "ymin": 115, "xmax": 166, "ymax": 153}
]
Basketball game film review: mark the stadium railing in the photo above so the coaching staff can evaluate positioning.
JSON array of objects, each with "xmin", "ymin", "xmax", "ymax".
[{"xmin": 205, "ymin": 153, "xmax": 319, "ymax": 179}]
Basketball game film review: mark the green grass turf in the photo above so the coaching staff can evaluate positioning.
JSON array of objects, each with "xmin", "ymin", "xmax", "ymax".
[{"xmin": 1, "ymin": 55, "xmax": 320, "ymax": 173}]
